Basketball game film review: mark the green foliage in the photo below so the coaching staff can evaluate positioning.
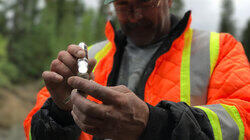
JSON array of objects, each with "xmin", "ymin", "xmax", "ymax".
[
  {"xmin": 0, "ymin": 35, "xmax": 19, "ymax": 87},
  {"xmin": 0, "ymin": 35, "xmax": 7, "ymax": 59},
  {"xmin": 9, "ymin": 25, "xmax": 53, "ymax": 79},
  {"xmin": 0, "ymin": 12, "xmax": 7, "ymax": 35},
  {"xmin": 94, "ymin": 2, "xmax": 109, "ymax": 42},
  {"xmin": 0, "ymin": 60, "xmax": 19, "ymax": 85},
  {"xmin": 80, "ymin": 9, "xmax": 97, "ymax": 45},
  {"xmin": 0, "ymin": 72, "xmax": 11, "ymax": 87},
  {"xmin": 219, "ymin": 0, "xmax": 236, "ymax": 36},
  {"xmin": 0, "ymin": 35, "xmax": 9, "ymax": 87},
  {"xmin": 0, "ymin": 0, "xmax": 109, "ymax": 86},
  {"xmin": 241, "ymin": 20, "xmax": 250, "ymax": 61}
]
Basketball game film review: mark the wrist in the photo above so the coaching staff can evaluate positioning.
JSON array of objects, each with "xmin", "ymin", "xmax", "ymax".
[
  {"xmin": 52, "ymin": 95, "xmax": 73, "ymax": 111},
  {"xmin": 49, "ymin": 98, "xmax": 76, "ymax": 126},
  {"xmin": 131, "ymin": 102, "xmax": 150, "ymax": 140}
]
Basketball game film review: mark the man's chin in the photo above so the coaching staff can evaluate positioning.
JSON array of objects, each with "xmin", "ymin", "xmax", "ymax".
[{"xmin": 128, "ymin": 35, "xmax": 155, "ymax": 47}]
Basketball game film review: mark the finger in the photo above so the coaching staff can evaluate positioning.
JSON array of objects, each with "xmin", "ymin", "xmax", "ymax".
[
  {"xmin": 68, "ymin": 77, "xmax": 120, "ymax": 104},
  {"xmin": 71, "ymin": 111, "xmax": 100, "ymax": 135},
  {"xmin": 42, "ymin": 71, "xmax": 63, "ymax": 84},
  {"xmin": 71, "ymin": 90, "xmax": 108, "ymax": 119},
  {"xmin": 72, "ymin": 105, "xmax": 104, "ymax": 126},
  {"xmin": 89, "ymin": 73, "xmax": 95, "ymax": 80},
  {"xmin": 57, "ymin": 50, "xmax": 78, "ymax": 74},
  {"xmin": 87, "ymin": 59, "xmax": 97, "ymax": 74},
  {"xmin": 72, "ymin": 88, "xmax": 88, "ymax": 98},
  {"xmin": 67, "ymin": 44, "xmax": 85, "ymax": 58},
  {"xmin": 109, "ymin": 85, "xmax": 131, "ymax": 93},
  {"xmin": 51, "ymin": 59, "xmax": 74, "ymax": 79}
]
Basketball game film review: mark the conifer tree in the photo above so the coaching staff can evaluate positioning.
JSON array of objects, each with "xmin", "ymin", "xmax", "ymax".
[
  {"xmin": 219, "ymin": 0, "xmax": 236, "ymax": 36},
  {"xmin": 171, "ymin": 0, "xmax": 184, "ymax": 17},
  {"xmin": 94, "ymin": 1, "xmax": 109, "ymax": 42},
  {"xmin": 241, "ymin": 19, "xmax": 250, "ymax": 61}
]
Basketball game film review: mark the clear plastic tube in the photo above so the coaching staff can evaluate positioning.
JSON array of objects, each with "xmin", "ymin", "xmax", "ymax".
[
  {"xmin": 77, "ymin": 42, "xmax": 89, "ymax": 80},
  {"xmin": 64, "ymin": 42, "xmax": 89, "ymax": 105}
]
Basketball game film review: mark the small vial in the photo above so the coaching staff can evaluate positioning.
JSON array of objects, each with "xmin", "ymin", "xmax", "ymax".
[
  {"xmin": 64, "ymin": 42, "xmax": 89, "ymax": 105},
  {"xmin": 77, "ymin": 42, "xmax": 89, "ymax": 80}
]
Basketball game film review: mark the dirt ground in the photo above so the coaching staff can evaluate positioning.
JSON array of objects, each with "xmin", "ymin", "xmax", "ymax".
[{"xmin": 0, "ymin": 80, "xmax": 43, "ymax": 140}]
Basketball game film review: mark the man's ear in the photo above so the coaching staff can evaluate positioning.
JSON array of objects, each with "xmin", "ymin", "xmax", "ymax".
[{"xmin": 168, "ymin": 0, "xmax": 172, "ymax": 8}]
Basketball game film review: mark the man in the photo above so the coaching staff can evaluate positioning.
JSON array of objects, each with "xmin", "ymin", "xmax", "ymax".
[{"xmin": 24, "ymin": 0, "xmax": 250, "ymax": 139}]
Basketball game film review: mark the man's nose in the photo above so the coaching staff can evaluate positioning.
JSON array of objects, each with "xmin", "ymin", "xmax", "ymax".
[{"xmin": 128, "ymin": 8, "xmax": 143, "ymax": 23}]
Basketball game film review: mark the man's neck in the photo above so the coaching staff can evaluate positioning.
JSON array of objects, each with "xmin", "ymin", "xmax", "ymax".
[{"xmin": 151, "ymin": 14, "xmax": 180, "ymax": 45}]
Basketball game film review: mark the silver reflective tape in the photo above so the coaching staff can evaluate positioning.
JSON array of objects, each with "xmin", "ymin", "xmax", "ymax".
[
  {"xmin": 190, "ymin": 30, "xmax": 211, "ymax": 106},
  {"xmin": 205, "ymin": 104, "xmax": 240, "ymax": 140},
  {"xmin": 88, "ymin": 40, "xmax": 109, "ymax": 59}
]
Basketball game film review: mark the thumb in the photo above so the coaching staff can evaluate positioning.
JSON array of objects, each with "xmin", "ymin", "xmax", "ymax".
[{"xmin": 42, "ymin": 71, "xmax": 63, "ymax": 88}]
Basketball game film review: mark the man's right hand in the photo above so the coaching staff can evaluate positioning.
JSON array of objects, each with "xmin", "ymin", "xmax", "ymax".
[{"xmin": 42, "ymin": 44, "xmax": 96, "ymax": 111}]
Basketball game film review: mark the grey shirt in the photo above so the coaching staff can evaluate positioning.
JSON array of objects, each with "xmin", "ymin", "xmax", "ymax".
[{"xmin": 117, "ymin": 38, "xmax": 163, "ymax": 92}]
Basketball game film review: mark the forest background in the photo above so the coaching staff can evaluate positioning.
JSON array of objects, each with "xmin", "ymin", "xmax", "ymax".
[{"xmin": 0, "ymin": 0, "xmax": 249, "ymax": 139}]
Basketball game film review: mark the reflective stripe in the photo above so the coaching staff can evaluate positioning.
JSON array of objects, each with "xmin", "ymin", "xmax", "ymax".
[
  {"xmin": 180, "ymin": 28, "xmax": 193, "ymax": 105},
  {"xmin": 210, "ymin": 32, "xmax": 220, "ymax": 75},
  {"xmin": 184, "ymin": 30, "xmax": 220, "ymax": 106},
  {"xmin": 29, "ymin": 128, "xmax": 32, "ymax": 140},
  {"xmin": 93, "ymin": 42, "xmax": 112, "ymax": 72},
  {"xmin": 221, "ymin": 104, "xmax": 245, "ymax": 140},
  {"xmin": 205, "ymin": 104, "xmax": 240, "ymax": 140},
  {"xmin": 190, "ymin": 30, "xmax": 211, "ymax": 106},
  {"xmin": 88, "ymin": 40, "xmax": 109, "ymax": 59},
  {"xmin": 196, "ymin": 106, "xmax": 223, "ymax": 140},
  {"xmin": 196, "ymin": 104, "xmax": 244, "ymax": 140}
]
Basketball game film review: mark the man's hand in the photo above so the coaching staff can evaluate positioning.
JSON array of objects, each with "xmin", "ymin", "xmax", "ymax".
[
  {"xmin": 42, "ymin": 45, "xmax": 96, "ymax": 111},
  {"xmin": 68, "ymin": 77, "xmax": 149, "ymax": 140}
]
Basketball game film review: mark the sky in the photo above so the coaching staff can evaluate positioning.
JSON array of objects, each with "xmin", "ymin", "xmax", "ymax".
[
  {"xmin": 184, "ymin": 0, "xmax": 250, "ymax": 37},
  {"xmin": 84, "ymin": 0, "xmax": 250, "ymax": 37}
]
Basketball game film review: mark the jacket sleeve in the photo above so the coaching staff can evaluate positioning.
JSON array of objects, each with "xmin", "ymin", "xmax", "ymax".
[
  {"xmin": 140, "ymin": 102, "xmax": 214, "ymax": 140},
  {"xmin": 31, "ymin": 98, "xmax": 81, "ymax": 140},
  {"xmin": 140, "ymin": 34, "xmax": 250, "ymax": 140},
  {"xmin": 23, "ymin": 87, "xmax": 84, "ymax": 140}
]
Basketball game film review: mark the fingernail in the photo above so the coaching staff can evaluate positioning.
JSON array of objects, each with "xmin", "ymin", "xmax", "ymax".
[
  {"xmin": 55, "ymin": 75, "xmax": 63, "ymax": 80},
  {"xmin": 67, "ymin": 77, "xmax": 73, "ymax": 84},
  {"xmin": 77, "ymin": 50, "xmax": 85, "ymax": 57}
]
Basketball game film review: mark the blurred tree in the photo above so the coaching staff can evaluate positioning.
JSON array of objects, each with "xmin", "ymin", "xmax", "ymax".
[
  {"xmin": 73, "ymin": 0, "xmax": 84, "ymax": 24},
  {"xmin": 0, "ymin": 12, "xmax": 7, "ymax": 35},
  {"xmin": 0, "ymin": 0, "xmax": 111, "ymax": 82},
  {"xmin": 80, "ymin": 9, "xmax": 96, "ymax": 45},
  {"xmin": 10, "ymin": 26, "xmax": 53, "ymax": 79},
  {"xmin": 0, "ymin": 2, "xmax": 8, "ymax": 36},
  {"xmin": 171, "ymin": 0, "xmax": 184, "ymax": 17},
  {"xmin": 53, "ymin": 0, "xmax": 85, "ymax": 54},
  {"xmin": 241, "ymin": 19, "xmax": 250, "ymax": 61},
  {"xmin": 56, "ymin": 0, "xmax": 78, "ymax": 46},
  {"xmin": 0, "ymin": 34, "xmax": 19, "ymax": 86},
  {"xmin": 93, "ymin": 1, "xmax": 109, "ymax": 42},
  {"xmin": 5, "ymin": 0, "xmax": 86, "ymax": 80},
  {"xmin": 38, "ymin": 0, "xmax": 59, "ymax": 57},
  {"xmin": 7, "ymin": 0, "xmax": 38, "ymax": 59},
  {"xmin": 219, "ymin": 0, "xmax": 236, "ymax": 36},
  {"xmin": 7, "ymin": 0, "xmax": 53, "ymax": 80}
]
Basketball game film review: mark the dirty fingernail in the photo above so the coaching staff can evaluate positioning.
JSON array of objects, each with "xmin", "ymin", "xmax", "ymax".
[{"xmin": 77, "ymin": 50, "xmax": 85, "ymax": 57}]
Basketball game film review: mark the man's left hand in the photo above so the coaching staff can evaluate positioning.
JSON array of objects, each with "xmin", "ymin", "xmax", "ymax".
[{"xmin": 68, "ymin": 76, "xmax": 149, "ymax": 140}]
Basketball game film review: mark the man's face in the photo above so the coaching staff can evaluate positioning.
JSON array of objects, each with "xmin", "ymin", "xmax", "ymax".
[{"xmin": 114, "ymin": 0, "xmax": 172, "ymax": 46}]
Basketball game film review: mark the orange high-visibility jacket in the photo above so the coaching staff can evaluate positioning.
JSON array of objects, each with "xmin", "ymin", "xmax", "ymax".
[{"xmin": 24, "ymin": 12, "xmax": 250, "ymax": 140}]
